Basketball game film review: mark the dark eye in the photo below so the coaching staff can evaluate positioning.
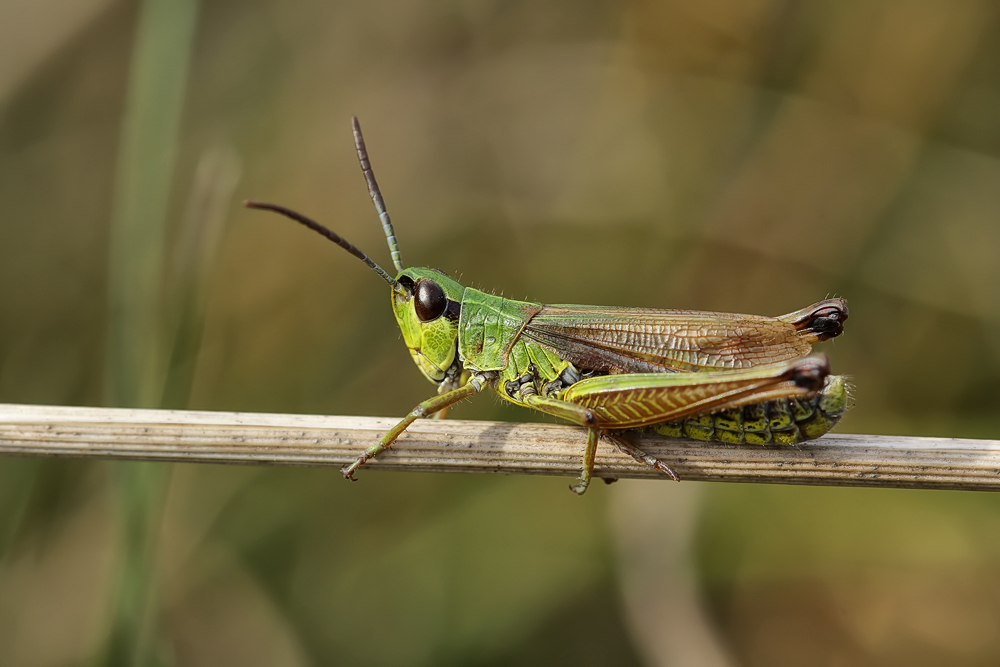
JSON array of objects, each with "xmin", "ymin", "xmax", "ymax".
[{"xmin": 414, "ymin": 280, "xmax": 446, "ymax": 322}]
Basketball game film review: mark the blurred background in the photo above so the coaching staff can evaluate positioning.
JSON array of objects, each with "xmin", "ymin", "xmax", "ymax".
[{"xmin": 2, "ymin": 0, "xmax": 1000, "ymax": 665}]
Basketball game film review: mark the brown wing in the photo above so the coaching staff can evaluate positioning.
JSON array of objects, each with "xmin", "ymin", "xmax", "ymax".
[{"xmin": 521, "ymin": 301, "xmax": 841, "ymax": 374}]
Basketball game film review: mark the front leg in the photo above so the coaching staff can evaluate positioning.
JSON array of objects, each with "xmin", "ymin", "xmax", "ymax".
[
  {"xmin": 342, "ymin": 371, "xmax": 495, "ymax": 481},
  {"xmin": 431, "ymin": 365, "xmax": 469, "ymax": 420}
]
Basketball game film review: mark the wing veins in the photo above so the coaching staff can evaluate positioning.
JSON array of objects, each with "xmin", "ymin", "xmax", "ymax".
[{"xmin": 524, "ymin": 305, "xmax": 812, "ymax": 373}]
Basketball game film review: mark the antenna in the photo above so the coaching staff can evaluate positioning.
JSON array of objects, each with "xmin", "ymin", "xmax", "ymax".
[
  {"xmin": 245, "ymin": 201, "xmax": 403, "ymax": 292},
  {"xmin": 352, "ymin": 116, "xmax": 404, "ymax": 273}
]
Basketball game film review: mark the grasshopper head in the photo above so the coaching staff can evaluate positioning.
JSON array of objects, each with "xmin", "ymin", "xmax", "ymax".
[
  {"xmin": 392, "ymin": 267, "xmax": 466, "ymax": 383},
  {"xmin": 247, "ymin": 118, "xmax": 470, "ymax": 386}
]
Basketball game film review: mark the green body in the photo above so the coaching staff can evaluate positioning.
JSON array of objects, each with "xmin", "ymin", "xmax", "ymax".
[{"xmin": 391, "ymin": 267, "xmax": 847, "ymax": 449}]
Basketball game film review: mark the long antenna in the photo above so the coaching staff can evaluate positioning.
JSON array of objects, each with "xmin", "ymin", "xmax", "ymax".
[
  {"xmin": 352, "ymin": 116, "xmax": 404, "ymax": 273},
  {"xmin": 245, "ymin": 201, "xmax": 403, "ymax": 291}
]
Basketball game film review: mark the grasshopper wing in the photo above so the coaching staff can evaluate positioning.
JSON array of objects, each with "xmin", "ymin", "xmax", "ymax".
[{"xmin": 521, "ymin": 298, "xmax": 847, "ymax": 374}]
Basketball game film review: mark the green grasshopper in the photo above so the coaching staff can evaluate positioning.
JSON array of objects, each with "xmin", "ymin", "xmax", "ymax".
[{"xmin": 247, "ymin": 117, "xmax": 849, "ymax": 494}]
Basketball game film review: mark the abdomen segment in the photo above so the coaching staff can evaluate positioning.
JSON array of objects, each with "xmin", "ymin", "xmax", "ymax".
[{"xmin": 649, "ymin": 375, "xmax": 848, "ymax": 445}]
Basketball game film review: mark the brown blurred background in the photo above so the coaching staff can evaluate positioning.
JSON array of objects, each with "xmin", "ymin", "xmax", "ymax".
[{"xmin": 2, "ymin": 0, "xmax": 1000, "ymax": 665}]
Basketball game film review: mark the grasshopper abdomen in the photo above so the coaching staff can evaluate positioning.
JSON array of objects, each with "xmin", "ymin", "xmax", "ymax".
[{"xmin": 650, "ymin": 375, "xmax": 848, "ymax": 445}]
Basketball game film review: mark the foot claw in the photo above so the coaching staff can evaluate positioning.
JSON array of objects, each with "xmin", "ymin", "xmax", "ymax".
[{"xmin": 655, "ymin": 461, "xmax": 681, "ymax": 482}]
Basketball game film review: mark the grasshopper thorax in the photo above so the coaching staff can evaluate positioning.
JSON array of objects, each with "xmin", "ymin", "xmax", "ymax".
[{"xmin": 392, "ymin": 267, "xmax": 466, "ymax": 384}]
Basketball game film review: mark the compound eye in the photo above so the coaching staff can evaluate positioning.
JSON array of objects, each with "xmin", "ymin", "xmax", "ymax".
[{"xmin": 414, "ymin": 280, "xmax": 447, "ymax": 322}]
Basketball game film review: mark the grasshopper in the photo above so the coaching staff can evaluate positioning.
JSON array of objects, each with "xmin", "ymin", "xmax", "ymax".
[{"xmin": 247, "ymin": 117, "xmax": 849, "ymax": 494}]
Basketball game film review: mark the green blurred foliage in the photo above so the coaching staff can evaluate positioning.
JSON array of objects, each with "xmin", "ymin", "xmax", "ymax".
[{"xmin": 2, "ymin": 0, "xmax": 1000, "ymax": 665}]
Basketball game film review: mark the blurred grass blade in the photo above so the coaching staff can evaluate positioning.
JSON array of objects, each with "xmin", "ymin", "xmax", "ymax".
[
  {"xmin": 104, "ymin": 462, "xmax": 172, "ymax": 667},
  {"xmin": 162, "ymin": 146, "xmax": 241, "ymax": 409},
  {"xmin": 105, "ymin": 0, "xmax": 200, "ymax": 410},
  {"xmin": 0, "ymin": 458, "xmax": 41, "ymax": 562},
  {"xmin": 102, "ymin": 0, "xmax": 200, "ymax": 665},
  {"xmin": 610, "ymin": 482, "xmax": 736, "ymax": 667}
]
